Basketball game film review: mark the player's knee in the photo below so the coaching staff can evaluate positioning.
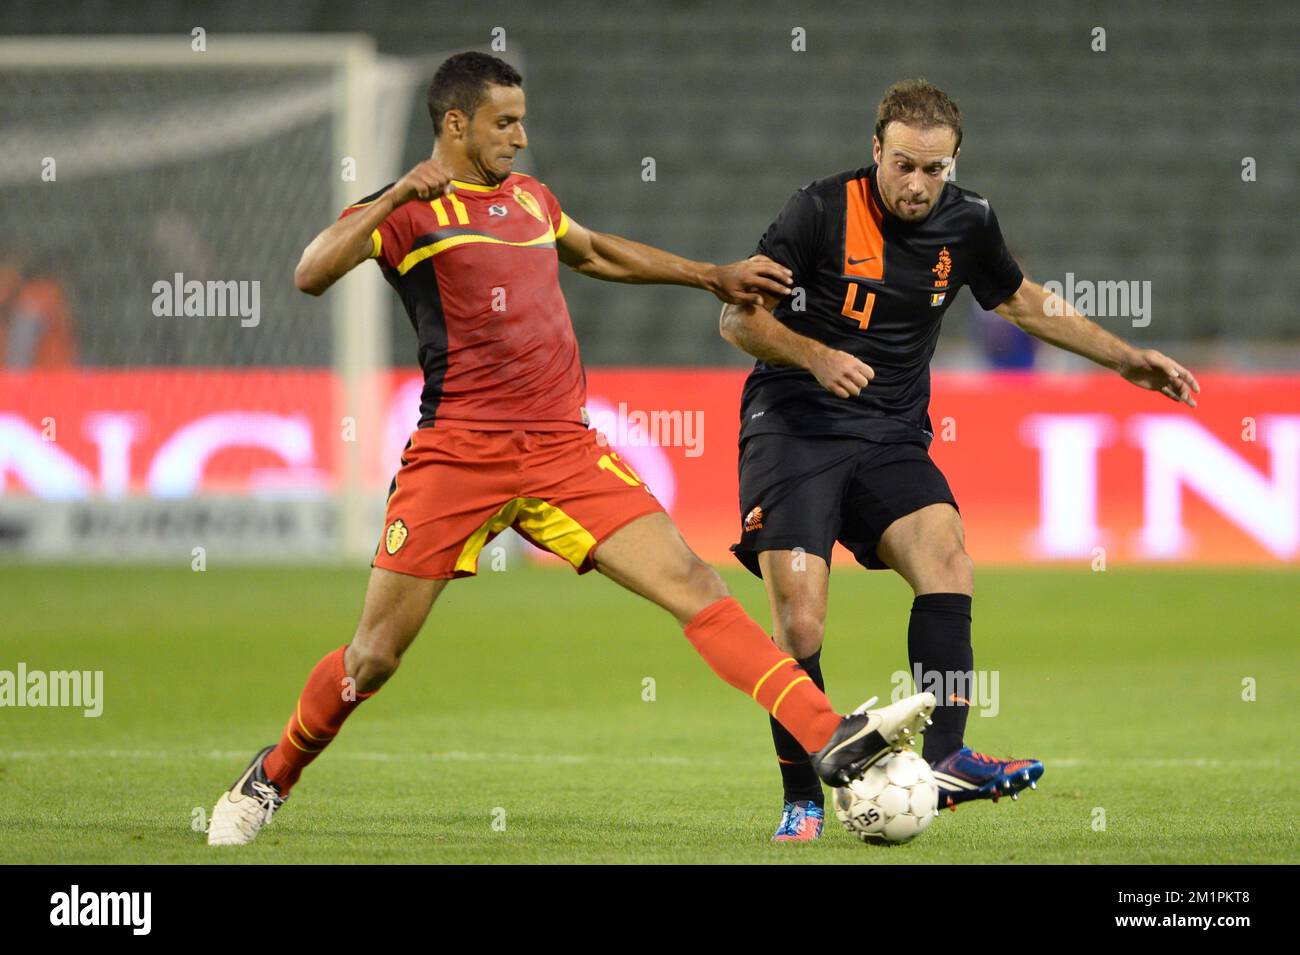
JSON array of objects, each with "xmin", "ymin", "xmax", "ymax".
[
  {"xmin": 347, "ymin": 631, "xmax": 404, "ymax": 693},
  {"xmin": 674, "ymin": 557, "xmax": 730, "ymax": 621},
  {"xmin": 935, "ymin": 545, "xmax": 973, "ymax": 594},
  {"xmin": 686, "ymin": 558, "xmax": 729, "ymax": 603},
  {"xmin": 774, "ymin": 606, "xmax": 825, "ymax": 658}
]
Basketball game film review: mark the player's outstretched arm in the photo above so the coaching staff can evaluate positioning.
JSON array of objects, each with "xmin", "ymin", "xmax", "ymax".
[
  {"xmin": 994, "ymin": 279, "xmax": 1201, "ymax": 407},
  {"xmin": 719, "ymin": 295, "xmax": 874, "ymax": 399},
  {"xmin": 294, "ymin": 159, "xmax": 454, "ymax": 296},
  {"xmin": 556, "ymin": 219, "xmax": 791, "ymax": 305}
]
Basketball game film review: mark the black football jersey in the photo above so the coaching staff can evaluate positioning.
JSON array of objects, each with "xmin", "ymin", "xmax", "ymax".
[{"xmin": 739, "ymin": 164, "xmax": 1023, "ymax": 444}]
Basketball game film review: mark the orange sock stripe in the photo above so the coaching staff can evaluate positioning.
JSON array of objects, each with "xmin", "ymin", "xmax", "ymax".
[
  {"xmin": 751, "ymin": 657, "xmax": 796, "ymax": 700},
  {"xmin": 771, "ymin": 675, "xmax": 812, "ymax": 718}
]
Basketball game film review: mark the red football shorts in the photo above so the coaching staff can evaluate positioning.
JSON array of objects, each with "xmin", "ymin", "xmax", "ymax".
[{"xmin": 373, "ymin": 428, "xmax": 666, "ymax": 579}]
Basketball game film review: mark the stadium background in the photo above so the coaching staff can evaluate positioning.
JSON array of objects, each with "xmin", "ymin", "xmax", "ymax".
[
  {"xmin": 0, "ymin": 0, "xmax": 1297, "ymax": 867},
  {"xmin": 1, "ymin": 0, "xmax": 1296, "ymax": 567},
  {"xmin": 2, "ymin": 0, "xmax": 1300, "ymax": 566}
]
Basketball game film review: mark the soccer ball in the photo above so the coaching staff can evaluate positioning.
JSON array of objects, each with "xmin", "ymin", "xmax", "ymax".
[{"xmin": 832, "ymin": 749, "xmax": 939, "ymax": 845}]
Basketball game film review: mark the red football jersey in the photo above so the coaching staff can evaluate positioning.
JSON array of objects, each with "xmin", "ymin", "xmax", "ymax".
[{"xmin": 340, "ymin": 173, "xmax": 586, "ymax": 430}]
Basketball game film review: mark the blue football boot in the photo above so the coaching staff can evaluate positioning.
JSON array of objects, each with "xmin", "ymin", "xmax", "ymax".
[
  {"xmin": 772, "ymin": 799, "xmax": 825, "ymax": 842},
  {"xmin": 930, "ymin": 747, "xmax": 1044, "ymax": 811}
]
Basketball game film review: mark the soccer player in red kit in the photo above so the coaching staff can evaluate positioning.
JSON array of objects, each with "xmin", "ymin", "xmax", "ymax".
[{"xmin": 207, "ymin": 52, "xmax": 935, "ymax": 845}]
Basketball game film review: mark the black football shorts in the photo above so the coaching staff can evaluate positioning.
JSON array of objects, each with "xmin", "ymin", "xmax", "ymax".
[{"xmin": 731, "ymin": 432, "xmax": 959, "ymax": 577}]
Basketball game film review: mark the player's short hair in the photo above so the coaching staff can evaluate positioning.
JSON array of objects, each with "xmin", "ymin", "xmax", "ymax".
[
  {"xmin": 874, "ymin": 79, "xmax": 962, "ymax": 153},
  {"xmin": 427, "ymin": 52, "xmax": 523, "ymax": 138}
]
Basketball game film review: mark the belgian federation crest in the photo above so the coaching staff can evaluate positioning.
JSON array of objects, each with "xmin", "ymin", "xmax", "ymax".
[
  {"xmin": 513, "ymin": 185, "xmax": 546, "ymax": 223},
  {"xmin": 384, "ymin": 518, "xmax": 409, "ymax": 555}
]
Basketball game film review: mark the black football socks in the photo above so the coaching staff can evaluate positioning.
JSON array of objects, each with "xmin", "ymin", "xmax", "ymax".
[
  {"xmin": 908, "ymin": 592, "xmax": 974, "ymax": 764},
  {"xmin": 769, "ymin": 649, "xmax": 826, "ymax": 807}
]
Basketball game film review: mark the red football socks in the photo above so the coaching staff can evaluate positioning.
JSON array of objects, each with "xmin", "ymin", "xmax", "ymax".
[
  {"xmin": 682, "ymin": 597, "xmax": 841, "ymax": 752},
  {"xmin": 262, "ymin": 644, "xmax": 376, "ymax": 795}
]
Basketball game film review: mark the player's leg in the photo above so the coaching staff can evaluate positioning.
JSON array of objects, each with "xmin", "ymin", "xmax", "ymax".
[
  {"xmin": 209, "ymin": 427, "xmax": 518, "ymax": 845},
  {"xmin": 591, "ymin": 512, "xmax": 841, "ymax": 754},
  {"xmin": 876, "ymin": 500, "xmax": 972, "ymax": 595},
  {"xmin": 588, "ymin": 510, "xmax": 728, "ymax": 623},
  {"xmin": 760, "ymin": 550, "xmax": 831, "ymax": 661},
  {"xmin": 264, "ymin": 568, "xmax": 447, "ymax": 790},
  {"xmin": 756, "ymin": 549, "xmax": 831, "ymax": 839},
  {"xmin": 347, "ymin": 567, "xmax": 448, "ymax": 693},
  {"xmin": 837, "ymin": 439, "xmax": 975, "ymax": 765},
  {"xmin": 589, "ymin": 510, "xmax": 932, "ymax": 784},
  {"xmin": 517, "ymin": 430, "xmax": 934, "ymax": 786},
  {"xmin": 876, "ymin": 501, "xmax": 1042, "ymax": 807},
  {"xmin": 877, "ymin": 501, "xmax": 974, "ymax": 763},
  {"xmin": 207, "ymin": 568, "xmax": 444, "ymax": 846},
  {"xmin": 730, "ymin": 433, "xmax": 857, "ymax": 837}
]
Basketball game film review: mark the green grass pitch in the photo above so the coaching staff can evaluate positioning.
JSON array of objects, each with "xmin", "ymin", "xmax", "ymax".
[{"xmin": 1, "ymin": 561, "xmax": 1296, "ymax": 864}]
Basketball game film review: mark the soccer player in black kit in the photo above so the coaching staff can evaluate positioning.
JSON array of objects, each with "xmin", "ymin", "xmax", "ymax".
[{"xmin": 721, "ymin": 79, "xmax": 1201, "ymax": 841}]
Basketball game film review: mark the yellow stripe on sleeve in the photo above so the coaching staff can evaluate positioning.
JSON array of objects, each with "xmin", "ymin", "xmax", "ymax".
[{"xmin": 370, "ymin": 229, "xmax": 382, "ymax": 259}]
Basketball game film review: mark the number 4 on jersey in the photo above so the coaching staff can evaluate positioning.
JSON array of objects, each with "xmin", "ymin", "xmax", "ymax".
[{"xmin": 841, "ymin": 283, "xmax": 876, "ymax": 329}]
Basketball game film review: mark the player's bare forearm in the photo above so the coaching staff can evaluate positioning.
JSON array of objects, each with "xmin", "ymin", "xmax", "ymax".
[
  {"xmin": 557, "ymin": 220, "xmax": 791, "ymax": 305},
  {"xmin": 996, "ymin": 278, "xmax": 1201, "ymax": 407},
  {"xmin": 294, "ymin": 192, "xmax": 397, "ymax": 296},
  {"xmin": 996, "ymin": 279, "xmax": 1135, "ymax": 370},
  {"xmin": 719, "ymin": 300, "xmax": 874, "ymax": 399},
  {"xmin": 295, "ymin": 159, "xmax": 453, "ymax": 296},
  {"xmin": 720, "ymin": 300, "xmax": 821, "ymax": 367},
  {"xmin": 573, "ymin": 229, "xmax": 709, "ymax": 286}
]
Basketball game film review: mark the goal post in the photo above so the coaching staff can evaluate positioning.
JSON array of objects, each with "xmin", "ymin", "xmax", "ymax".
[{"xmin": 0, "ymin": 34, "xmax": 412, "ymax": 561}]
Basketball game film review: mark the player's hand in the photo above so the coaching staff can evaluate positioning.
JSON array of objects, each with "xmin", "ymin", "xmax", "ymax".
[
  {"xmin": 1119, "ymin": 348, "xmax": 1201, "ymax": 408},
  {"xmin": 705, "ymin": 255, "xmax": 793, "ymax": 306},
  {"xmin": 391, "ymin": 159, "xmax": 454, "ymax": 206},
  {"xmin": 809, "ymin": 346, "xmax": 874, "ymax": 398}
]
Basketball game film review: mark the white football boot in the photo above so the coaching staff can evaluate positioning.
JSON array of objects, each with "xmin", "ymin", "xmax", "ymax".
[
  {"xmin": 810, "ymin": 692, "xmax": 936, "ymax": 786},
  {"xmin": 207, "ymin": 745, "xmax": 288, "ymax": 846}
]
